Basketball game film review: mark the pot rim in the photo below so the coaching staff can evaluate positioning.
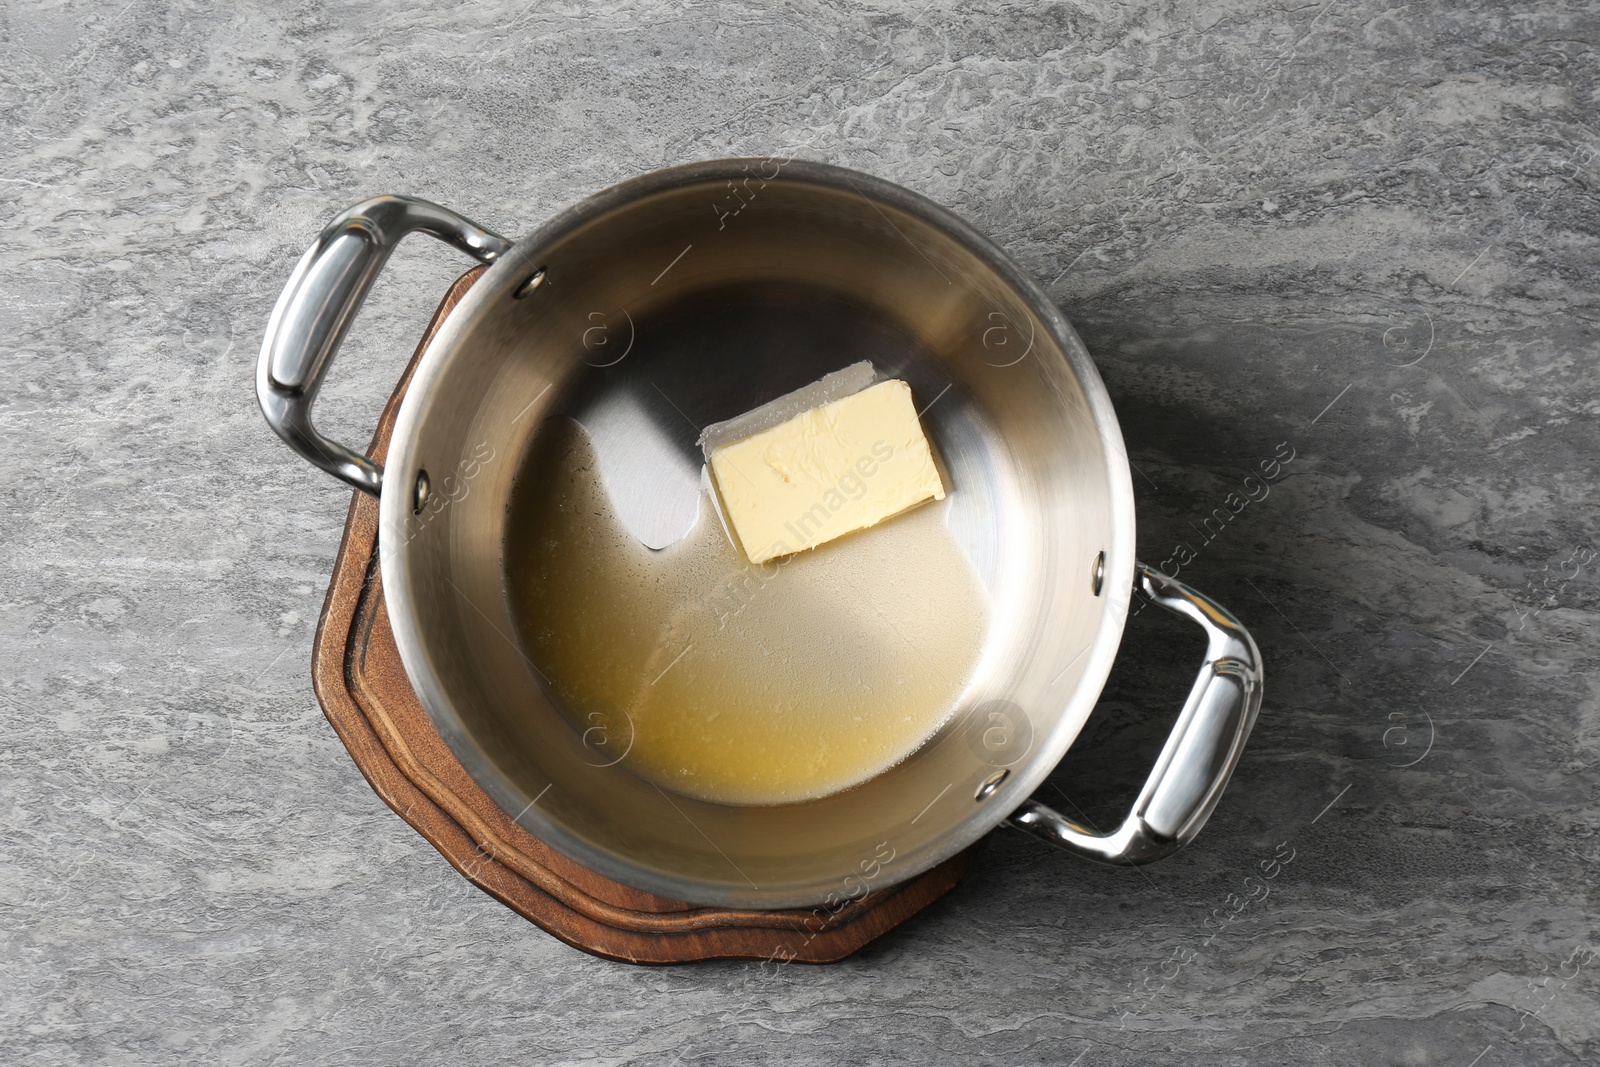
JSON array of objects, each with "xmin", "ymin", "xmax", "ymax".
[{"xmin": 379, "ymin": 158, "xmax": 1138, "ymax": 907}]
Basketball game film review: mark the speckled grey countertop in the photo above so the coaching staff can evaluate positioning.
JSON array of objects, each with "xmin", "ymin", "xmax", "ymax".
[{"xmin": 4, "ymin": 2, "xmax": 1598, "ymax": 1064}]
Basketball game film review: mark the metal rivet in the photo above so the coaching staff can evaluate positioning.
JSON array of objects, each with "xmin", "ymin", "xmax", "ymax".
[
  {"xmin": 1091, "ymin": 550, "xmax": 1105, "ymax": 596},
  {"xmin": 413, "ymin": 469, "xmax": 430, "ymax": 515},
  {"xmin": 514, "ymin": 266, "xmax": 548, "ymax": 299},
  {"xmin": 975, "ymin": 768, "xmax": 1009, "ymax": 801}
]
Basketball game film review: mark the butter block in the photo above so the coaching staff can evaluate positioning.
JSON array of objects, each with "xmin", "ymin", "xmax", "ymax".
[{"xmin": 707, "ymin": 378, "xmax": 946, "ymax": 564}]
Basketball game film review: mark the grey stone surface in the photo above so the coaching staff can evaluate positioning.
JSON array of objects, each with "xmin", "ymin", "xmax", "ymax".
[{"xmin": 3, "ymin": 1, "xmax": 1598, "ymax": 1063}]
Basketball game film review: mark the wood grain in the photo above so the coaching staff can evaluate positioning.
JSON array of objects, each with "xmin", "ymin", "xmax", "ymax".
[{"xmin": 310, "ymin": 267, "xmax": 982, "ymax": 964}]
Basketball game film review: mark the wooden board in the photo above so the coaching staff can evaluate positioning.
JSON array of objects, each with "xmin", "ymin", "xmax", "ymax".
[{"xmin": 310, "ymin": 266, "xmax": 983, "ymax": 964}]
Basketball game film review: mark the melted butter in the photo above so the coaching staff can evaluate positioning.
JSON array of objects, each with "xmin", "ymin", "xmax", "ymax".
[{"xmin": 505, "ymin": 418, "xmax": 991, "ymax": 806}]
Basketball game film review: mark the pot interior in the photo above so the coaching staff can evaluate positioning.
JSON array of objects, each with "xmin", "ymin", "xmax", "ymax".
[{"xmin": 381, "ymin": 162, "xmax": 1134, "ymax": 908}]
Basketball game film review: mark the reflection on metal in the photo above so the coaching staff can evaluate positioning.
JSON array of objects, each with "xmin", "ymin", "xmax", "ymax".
[
  {"xmin": 1007, "ymin": 562, "xmax": 1264, "ymax": 865},
  {"xmin": 256, "ymin": 194, "xmax": 513, "ymax": 496},
  {"xmin": 515, "ymin": 266, "xmax": 548, "ymax": 299},
  {"xmin": 412, "ymin": 469, "xmax": 430, "ymax": 516},
  {"xmin": 976, "ymin": 769, "xmax": 1010, "ymax": 801}
]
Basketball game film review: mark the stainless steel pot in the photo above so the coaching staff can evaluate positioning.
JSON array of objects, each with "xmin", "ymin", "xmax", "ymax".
[{"xmin": 257, "ymin": 160, "xmax": 1262, "ymax": 909}]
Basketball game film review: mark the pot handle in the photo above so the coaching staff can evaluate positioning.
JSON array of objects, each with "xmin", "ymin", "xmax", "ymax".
[
  {"xmin": 256, "ymin": 195, "xmax": 513, "ymax": 496},
  {"xmin": 1007, "ymin": 563, "xmax": 1263, "ymax": 865}
]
